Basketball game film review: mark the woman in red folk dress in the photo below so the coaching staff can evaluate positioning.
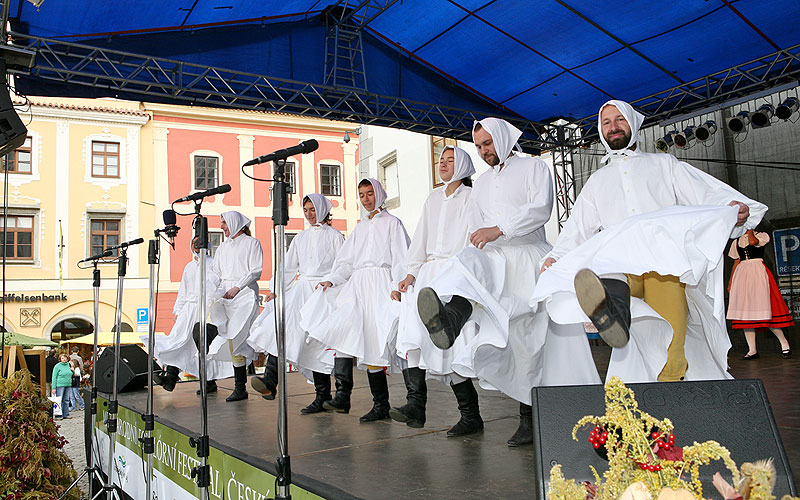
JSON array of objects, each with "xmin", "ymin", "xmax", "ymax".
[{"xmin": 727, "ymin": 229, "xmax": 793, "ymax": 359}]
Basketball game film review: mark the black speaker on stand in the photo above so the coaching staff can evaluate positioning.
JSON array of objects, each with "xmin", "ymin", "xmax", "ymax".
[
  {"xmin": 94, "ymin": 344, "xmax": 162, "ymax": 394},
  {"xmin": 531, "ymin": 379, "xmax": 795, "ymax": 499}
]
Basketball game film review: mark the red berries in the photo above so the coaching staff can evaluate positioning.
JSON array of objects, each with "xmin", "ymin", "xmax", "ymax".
[{"xmin": 588, "ymin": 425, "xmax": 610, "ymax": 448}]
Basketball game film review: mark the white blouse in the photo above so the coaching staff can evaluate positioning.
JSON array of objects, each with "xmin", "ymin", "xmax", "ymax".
[
  {"xmin": 279, "ymin": 224, "xmax": 344, "ymax": 287},
  {"xmin": 211, "ymin": 234, "xmax": 263, "ymax": 291},
  {"xmin": 172, "ymin": 255, "xmax": 223, "ymax": 315}
]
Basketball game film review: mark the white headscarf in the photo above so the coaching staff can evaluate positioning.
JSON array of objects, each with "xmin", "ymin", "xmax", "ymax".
[
  {"xmin": 598, "ymin": 99, "xmax": 646, "ymax": 162},
  {"xmin": 440, "ymin": 145, "xmax": 476, "ymax": 186},
  {"xmin": 361, "ymin": 178, "xmax": 387, "ymax": 209},
  {"xmin": 303, "ymin": 193, "xmax": 333, "ymax": 224},
  {"xmin": 221, "ymin": 211, "xmax": 251, "ymax": 237},
  {"xmin": 473, "ymin": 117, "xmax": 523, "ymax": 166}
]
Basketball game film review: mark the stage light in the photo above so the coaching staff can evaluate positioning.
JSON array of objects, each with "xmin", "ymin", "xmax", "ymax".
[
  {"xmin": 25, "ymin": 0, "xmax": 44, "ymax": 7},
  {"xmin": 727, "ymin": 111, "xmax": 750, "ymax": 134},
  {"xmin": 655, "ymin": 132, "xmax": 676, "ymax": 153},
  {"xmin": 695, "ymin": 120, "xmax": 717, "ymax": 142},
  {"xmin": 343, "ymin": 127, "xmax": 361, "ymax": 143},
  {"xmin": 750, "ymin": 104, "xmax": 774, "ymax": 128},
  {"xmin": 673, "ymin": 126, "xmax": 696, "ymax": 149},
  {"xmin": 776, "ymin": 97, "xmax": 799, "ymax": 120}
]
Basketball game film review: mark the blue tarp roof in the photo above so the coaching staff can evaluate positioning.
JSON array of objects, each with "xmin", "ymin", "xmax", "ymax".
[{"xmin": 9, "ymin": 0, "xmax": 800, "ymax": 124}]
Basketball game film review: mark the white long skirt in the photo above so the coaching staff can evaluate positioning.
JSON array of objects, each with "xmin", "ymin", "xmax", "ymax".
[
  {"xmin": 427, "ymin": 243, "xmax": 600, "ymax": 404},
  {"xmin": 247, "ymin": 278, "xmax": 334, "ymax": 379},
  {"xmin": 208, "ymin": 284, "xmax": 258, "ymax": 364},
  {"xmin": 300, "ymin": 267, "xmax": 400, "ymax": 370},
  {"xmin": 146, "ymin": 301, "xmax": 233, "ymax": 380},
  {"xmin": 531, "ymin": 205, "xmax": 739, "ymax": 383}
]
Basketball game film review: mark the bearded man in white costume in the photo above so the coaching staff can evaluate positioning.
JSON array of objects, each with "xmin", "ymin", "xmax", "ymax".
[
  {"xmin": 151, "ymin": 237, "xmax": 232, "ymax": 392},
  {"xmin": 390, "ymin": 145, "xmax": 485, "ymax": 435},
  {"xmin": 247, "ymin": 194, "xmax": 344, "ymax": 413},
  {"xmin": 417, "ymin": 118, "xmax": 600, "ymax": 447},
  {"xmin": 208, "ymin": 211, "xmax": 263, "ymax": 402},
  {"xmin": 301, "ymin": 178, "xmax": 409, "ymax": 423},
  {"xmin": 534, "ymin": 100, "xmax": 766, "ymax": 383}
]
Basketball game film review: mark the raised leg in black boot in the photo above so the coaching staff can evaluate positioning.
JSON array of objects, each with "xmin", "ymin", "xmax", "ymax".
[
  {"xmin": 226, "ymin": 365, "xmax": 249, "ymax": 402},
  {"xmin": 323, "ymin": 357, "xmax": 353, "ymax": 413},
  {"xmin": 507, "ymin": 402, "xmax": 533, "ymax": 447},
  {"xmin": 574, "ymin": 269, "xmax": 631, "ymax": 348},
  {"xmin": 447, "ymin": 379, "xmax": 484, "ymax": 437},
  {"xmin": 161, "ymin": 365, "xmax": 180, "ymax": 392},
  {"xmin": 417, "ymin": 288, "xmax": 473, "ymax": 350},
  {"xmin": 389, "ymin": 367, "xmax": 427, "ymax": 428},
  {"xmin": 250, "ymin": 354, "xmax": 278, "ymax": 400},
  {"xmin": 360, "ymin": 370, "xmax": 391, "ymax": 423},
  {"xmin": 301, "ymin": 371, "xmax": 332, "ymax": 414}
]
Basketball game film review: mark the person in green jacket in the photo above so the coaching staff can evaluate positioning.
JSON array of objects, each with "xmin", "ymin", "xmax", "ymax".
[{"xmin": 51, "ymin": 353, "xmax": 74, "ymax": 419}]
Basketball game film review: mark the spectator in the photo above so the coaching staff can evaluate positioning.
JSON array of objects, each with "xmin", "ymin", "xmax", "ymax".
[
  {"xmin": 51, "ymin": 353, "xmax": 73, "ymax": 420},
  {"xmin": 69, "ymin": 346, "xmax": 85, "ymax": 373},
  {"xmin": 68, "ymin": 359, "xmax": 85, "ymax": 411},
  {"xmin": 45, "ymin": 349, "xmax": 58, "ymax": 394}
]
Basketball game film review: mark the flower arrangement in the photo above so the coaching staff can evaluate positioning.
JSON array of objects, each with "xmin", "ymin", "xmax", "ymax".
[
  {"xmin": 0, "ymin": 370, "xmax": 79, "ymax": 500},
  {"xmin": 548, "ymin": 377, "xmax": 798, "ymax": 500}
]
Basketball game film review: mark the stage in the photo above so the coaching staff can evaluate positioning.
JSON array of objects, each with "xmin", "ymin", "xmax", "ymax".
[{"xmin": 89, "ymin": 341, "xmax": 800, "ymax": 499}]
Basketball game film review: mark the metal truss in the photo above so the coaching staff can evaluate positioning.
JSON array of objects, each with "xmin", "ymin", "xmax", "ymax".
[
  {"xmin": 550, "ymin": 126, "xmax": 579, "ymax": 228},
  {"xmin": 573, "ymin": 43, "xmax": 800, "ymax": 137},
  {"xmin": 10, "ymin": 33, "xmax": 570, "ymax": 151}
]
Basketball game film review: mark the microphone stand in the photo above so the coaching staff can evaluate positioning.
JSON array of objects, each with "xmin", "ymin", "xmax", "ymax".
[{"xmin": 189, "ymin": 200, "xmax": 211, "ymax": 500}]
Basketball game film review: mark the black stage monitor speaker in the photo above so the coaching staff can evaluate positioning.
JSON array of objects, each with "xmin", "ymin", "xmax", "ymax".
[
  {"xmin": 95, "ymin": 344, "xmax": 160, "ymax": 394},
  {"xmin": 531, "ymin": 379, "xmax": 795, "ymax": 499},
  {"xmin": 0, "ymin": 59, "xmax": 27, "ymax": 157}
]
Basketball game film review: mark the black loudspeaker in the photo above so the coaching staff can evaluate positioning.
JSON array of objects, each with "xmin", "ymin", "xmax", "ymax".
[
  {"xmin": 95, "ymin": 345, "xmax": 160, "ymax": 394},
  {"xmin": 531, "ymin": 379, "xmax": 795, "ymax": 499},
  {"xmin": 0, "ymin": 59, "xmax": 27, "ymax": 157}
]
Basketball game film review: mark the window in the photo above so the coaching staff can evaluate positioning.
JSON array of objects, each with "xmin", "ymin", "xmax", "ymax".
[
  {"xmin": 1, "ymin": 215, "xmax": 33, "ymax": 260},
  {"xmin": 90, "ymin": 219, "xmax": 120, "ymax": 257},
  {"xmin": 431, "ymin": 136, "xmax": 457, "ymax": 188},
  {"xmin": 273, "ymin": 161, "xmax": 296, "ymax": 194},
  {"xmin": 91, "ymin": 141, "xmax": 120, "ymax": 178},
  {"xmin": 208, "ymin": 231, "xmax": 224, "ymax": 257},
  {"xmin": 0, "ymin": 137, "xmax": 32, "ymax": 174},
  {"xmin": 285, "ymin": 233, "xmax": 297, "ymax": 251},
  {"xmin": 194, "ymin": 156, "xmax": 218, "ymax": 190},
  {"xmin": 320, "ymin": 164, "xmax": 341, "ymax": 196},
  {"xmin": 378, "ymin": 151, "xmax": 400, "ymax": 209}
]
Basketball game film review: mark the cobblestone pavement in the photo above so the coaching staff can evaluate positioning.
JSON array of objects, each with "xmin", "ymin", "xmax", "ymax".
[{"xmin": 56, "ymin": 408, "xmax": 90, "ymax": 497}]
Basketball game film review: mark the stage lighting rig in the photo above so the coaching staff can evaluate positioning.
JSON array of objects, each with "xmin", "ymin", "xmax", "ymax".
[
  {"xmin": 776, "ymin": 97, "xmax": 799, "ymax": 120},
  {"xmin": 673, "ymin": 126, "xmax": 696, "ymax": 149},
  {"xmin": 750, "ymin": 104, "xmax": 775, "ymax": 128},
  {"xmin": 695, "ymin": 120, "xmax": 717, "ymax": 143},
  {"xmin": 655, "ymin": 131, "xmax": 677, "ymax": 153},
  {"xmin": 727, "ymin": 111, "xmax": 750, "ymax": 134}
]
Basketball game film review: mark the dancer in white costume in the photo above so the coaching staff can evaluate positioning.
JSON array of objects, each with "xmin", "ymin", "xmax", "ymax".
[
  {"xmin": 534, "ymin": 99, "xmax": 766, "ymax": 383},
  {"xmin": 247, "ymin": 193, "xmax": 344, "ymax": 413},
  {"xmin": 151, "ymin": 237, "xmax": 232, "ymax": 392},
  {"xmin": 416, "ymin": 118, "xmax": 600, "ymax": 447},
  {"xmin": 390, "ymin": 145, "xmax": 485, "ymax": 435},
  {"xmin": 301, "ymin": 178, "xmax": 409, "ymax": 422},
  {"xmin": 208, "ymin": 211, "xmax": 263, "ymax": 402}
]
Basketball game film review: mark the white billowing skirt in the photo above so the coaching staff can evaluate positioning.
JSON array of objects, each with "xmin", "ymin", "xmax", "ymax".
[
  {"xmin": 247, "ymin": 278, "xmax": 334, "ymax": 379},
  {"xmin": 300, "ymin": 267, "xmax": 401, "ymax": 370},
  {"xmin": 146, "ymin": 300, "xmax": 233, "ymax": 380},
  {"xmin": 426, "ymin": 243, "xmax": 600, "ymax": 404},
  {"xmin": 208, "ymin": 282, "xmax": 258, "ymax": 364},
  {"xmin": 531, "ymin": 205, "xmax": 739, "ymax": 383}
]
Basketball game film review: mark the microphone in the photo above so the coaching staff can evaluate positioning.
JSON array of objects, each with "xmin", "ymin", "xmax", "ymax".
[
  {"xmin": 243, "ymin": 139, "xmax": 319, "ymax": 166},
  {"xmin": 173, "ymin": 184, "xmax": 231, "ymax": 204},
  {"xmin": 106, "ymin": 237, "xmax": 145, "ymax": 251},
  {"xmin": 79, "ymin": 249, "xmax": 113, "ymax": 263},
  {"xmin": 162, "ymin": 209, "xmax": 180, "ymax": 239}
]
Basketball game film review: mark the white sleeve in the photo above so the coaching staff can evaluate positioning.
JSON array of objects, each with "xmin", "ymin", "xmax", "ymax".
[
  {"xmin": 546, "ymin": 184, "xmax": 602, "ymax": 262},
  {"xmin": 324, "ymin": 228, "xmax": 357, "ymax": 286},
  {"xmin": 172, "ymin": 265, "xmax": 191, "ymax": 316},
  {"xmin": 236, "ymin": 239, "xmax": 264, "ymax": 290},
  {"xmin": 275, "ymin": 234, "xmax": 301, "ymax": 289},
  {"xmin": 670, "ymin": 157, "xmax": 767, "ymax": 237},
  {"xmin": 389, "ymin": 218, "xmax": 411, "ymax": 286},
  {"xmin": 404, "ymin": 198, "xmax": 431, "ymax": 278},
  {"xmin": 497, "ymin": 161, "xmax": 554, "ymax": 239}
]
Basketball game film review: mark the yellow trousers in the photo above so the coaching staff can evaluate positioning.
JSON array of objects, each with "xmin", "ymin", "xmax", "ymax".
[{"xmin": 627, "ymin": 272, "xmax": 688, "ymax": 382}]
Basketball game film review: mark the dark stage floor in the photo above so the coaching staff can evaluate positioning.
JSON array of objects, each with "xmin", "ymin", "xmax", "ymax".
[{"xmin": 115, "ymin": 333, "xmax": 799, "ymax": 499}]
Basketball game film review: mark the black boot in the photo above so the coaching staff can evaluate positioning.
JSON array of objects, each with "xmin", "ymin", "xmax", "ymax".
[
  {"xmin": 417, "ymin": 288, "xmax": 473, "ymax": 349},
  {"xmin": 161, "ymin": 365, "xmax": 180, "ymax": 392},
  {"xmin": 226, "ymin": 366, "xmax": 249, "ymax": 402},
  {"xmin": 447, "ymin": 379, "xmax": 484, "ymax": 437},
  {"xmin": 196, "ymin": 380, "xmax": 217, "ymax": 395},
  {"xmin": 574, "ymin": 269, "xmax": 631, "ymax": 348},
  {"xmin": 250, "ymin": 354, "xmax": 278, "ymax": 400},
  {"xmin": 507, "ymin": 403, "xmax": 533, "ymax": 447},
  {"xmin": 360, "ymin": 370, "xmax": 391, "ymax": 423},
  {"xmin": 389, "ymin": 367, "xmax": 427, "ymax": 428},
  {"xmin": 301, "ymin": 371, "xmax": 332, "ymax": 414},
  {"xmin": 323, "ymin": 357, "xmax": 353, "ymax": 413}
]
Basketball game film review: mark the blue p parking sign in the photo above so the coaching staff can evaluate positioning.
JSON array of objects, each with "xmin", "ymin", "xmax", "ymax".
[
  {"xmin": 773, "ymin": 228, "xmax": 800, "ymax": 277},
  {"xmin": 137, "ymin": 307, "xmax": 149, "ymax": 324}
]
